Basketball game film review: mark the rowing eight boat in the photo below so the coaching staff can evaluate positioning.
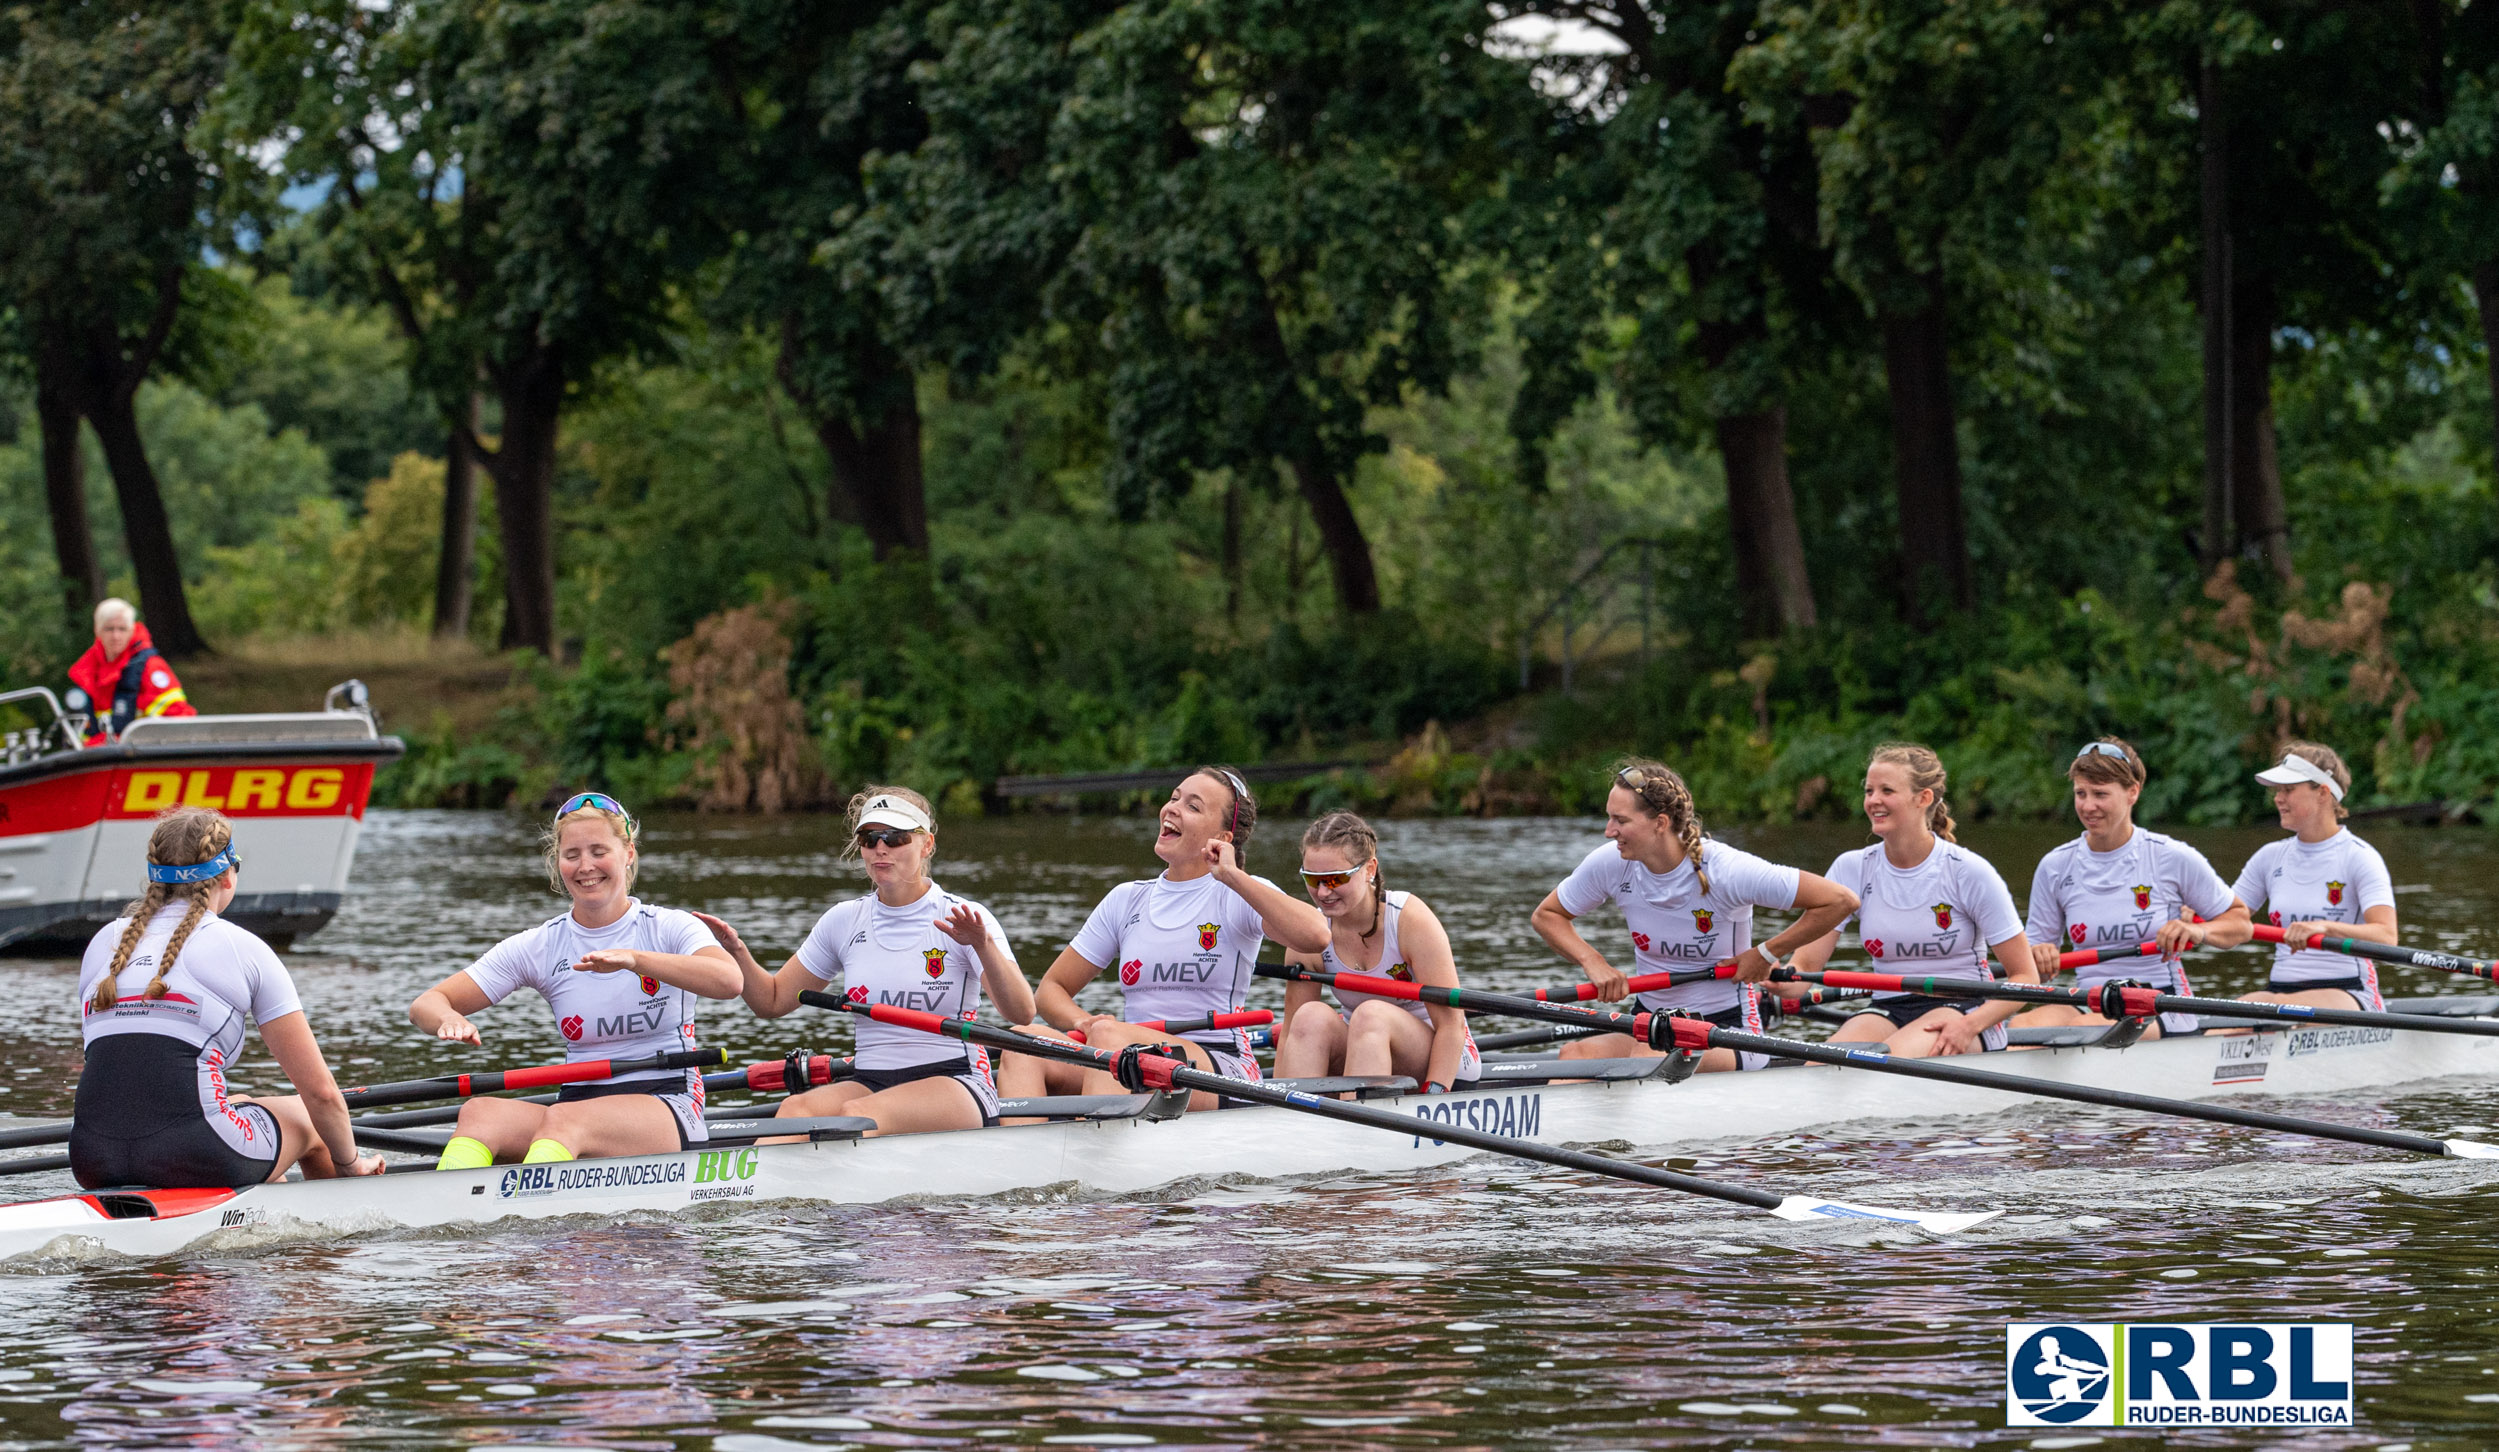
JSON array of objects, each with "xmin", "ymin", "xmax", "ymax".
[{"xmin": 0, "ymin": 995, "xmax": 2492, "ymax": 1262}]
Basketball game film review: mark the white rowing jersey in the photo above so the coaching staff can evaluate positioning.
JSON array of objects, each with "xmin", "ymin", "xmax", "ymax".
[
  {"xmin": 1823, "ymin": 841, "xmax": 2025, "ymax": 996},
  {"xmin": 1319, "ymin": 891, "xmax": 1481, "ymax": 1081},
  {"xmin": 1069, "ymin": 871, "xmax": 1275, "ymax": 1055},
  {"xmin": 463, "ymin": 901, "xmax": 716, "ymax": 1092},
  {"xmin": 2230, "ymin": 829, "xmax": 2395, "ymax": 1005},
  {"xmin": 78, "ymin": 905, "xmax": 302, "ymax": 1151},
  {"xmin": 2027, "ymin": 829, "xmax": 2235, "ymax": 991},
  {"xmin": 1553, "ymin": 838, "xmax": 1800, "ymax": 1016},
  {"xmin": 794, "ymin": 882, "xmax": 1012, "ymax": 1072}
]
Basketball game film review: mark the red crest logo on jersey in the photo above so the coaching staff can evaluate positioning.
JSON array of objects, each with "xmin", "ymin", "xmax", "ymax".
[
  {"xmin": 845, "ymin": 985, "xmax": 869, "ymax": 1004},
  {"xmin": 2069, "ymin": 923, "xmax": 2086, "ymax": 945},
  {"xmin": 1692, "ymin": 908, "xmax": 1714, "ymax": 934},
  {"xmin": 1388, "ymin": 962, "xmax": 1414, "ymax": 982},
  {"xmin": 1932, "ymin": 903, "xmax": 1954, "ymax": 930},
  {"xmin": 560, "ymin": 1015, "xmax": 585, "ymax": 1041},
  {"xmin": 2269, "ymin": 909, "xmax": 2283, "ymax": 926},
  {"xmin": 1120, "ymin": 958, "xmax": 1142, "ymax": 986},
  {"xmin": 1866, "ymin": 938, "xmax": 1886, "ymax": 959},
  {"xmin": 1198, "ymin": 923, "xmax": 1220, "ymax": 951},
  {"xmin": 923, "ymin": 948, "xmax": 949, "ymax": 979},
  {"xmin": 2327, "ymin": 880, "xmax": 2345, "ymax": 906},
  {"xmin": 1631, "ymin": 931, "xmax": 1652, "ymax": 953},
  {"xmin": 2131, "ymin": 884, "xmax": 2152, "ymax": 911},
  {"xmin": 639, "ymin": 974, "xmax": 660, "ymax": 997}
]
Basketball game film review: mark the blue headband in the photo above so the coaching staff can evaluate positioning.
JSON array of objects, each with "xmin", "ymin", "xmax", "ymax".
[{"xmin": 148, "ymin": 846, "xmax": 237, "ymax": 885}]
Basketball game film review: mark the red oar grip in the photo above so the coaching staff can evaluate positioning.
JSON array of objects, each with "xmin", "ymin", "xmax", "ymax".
[
  {"xmin": 497, "ymin": 1058, "xmax": 615, "ymax": 1093},
  {"xmin": 1206, "ymin": 1010, "xmax": 1274, "ymax": 1029},
  {"xmin": 1818, "ymin": 970, "xmax": 1906, "ymax": 992},
  {"xmin": 1329, "ymin": 970, "xmax": 1424, "ymax": 1003},
  {"xmin": 865, "ymin": 1003, "xmax": 950, "ymax": 1034},
  {"xmin": 2056, "ymin": 941, "xmax": 2161, "ymax": 970}
]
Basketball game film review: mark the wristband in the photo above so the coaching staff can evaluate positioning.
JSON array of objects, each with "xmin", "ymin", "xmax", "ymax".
[{"xmin": 1423, "ymin": 1080, "xmax": 1447, "ymax": 1095}]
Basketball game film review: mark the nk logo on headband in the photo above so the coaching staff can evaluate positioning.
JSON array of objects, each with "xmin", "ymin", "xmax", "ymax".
[{"xmin": 2006, "ymin": 1323, "xmax": 2353, "ymax": 1428}]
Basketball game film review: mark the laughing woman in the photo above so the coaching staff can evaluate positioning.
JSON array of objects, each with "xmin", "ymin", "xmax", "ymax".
[
  {"xmin": 697, "ymin": 787, "xmax": 1034, "ymax": 1134},
  {"xmin": 412, "ymin": 794, "xmax": 743, "ymax": 1168},
  {"xmin": 1528, "ymin": 759, "xmax": 1859, "ymax": 1070},
  {"xmin": 1002, "ymin": 767, "xmax": 1329, "ymax": 1110},
  {"xmin": 1273, "ymin": 812, "xmax": 1480, "ymax": 1092},
  {"xmin": 1787, "ymin": 744, "xmax": 2040, "ymax": 1057}
]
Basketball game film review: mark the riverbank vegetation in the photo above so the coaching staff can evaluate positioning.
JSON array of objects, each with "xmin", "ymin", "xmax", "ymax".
[{"xmin": 1, "ymin": 2, "xmax": 2493, "ymax": 825}]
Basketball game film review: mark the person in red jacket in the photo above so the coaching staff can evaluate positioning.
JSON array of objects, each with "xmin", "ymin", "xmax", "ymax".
[{"xmin": 66, "ymin": 599, "xmax": 195, "ymax": 744}]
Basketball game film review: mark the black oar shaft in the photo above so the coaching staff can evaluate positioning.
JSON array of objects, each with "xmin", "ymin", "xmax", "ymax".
[{"xmin": 1809, "ymin": 971, "xmax": 2499, "ymax": 1038}]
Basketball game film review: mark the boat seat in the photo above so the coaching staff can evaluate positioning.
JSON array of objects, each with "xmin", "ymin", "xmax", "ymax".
[
  {"xmin": 1472, "ymin": 1057, "xmax": 1681, "ymax": 1083},
  {"xmin": 2385, "ymin": 995, "xmax": 2499, "ymax": 1019},
  {"xmin": 996, "ymin": 1092, "xmax": 1190, "ymax": 1123},
  {"xmin": 700, "ymin": 1116, "xmax": 874, "ymax": 1143}
]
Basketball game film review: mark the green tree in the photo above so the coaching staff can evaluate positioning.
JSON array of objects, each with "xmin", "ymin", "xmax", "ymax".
[{"xmin": 2382, "ymin": 0, "xmax": 2499, "ymax": 457}]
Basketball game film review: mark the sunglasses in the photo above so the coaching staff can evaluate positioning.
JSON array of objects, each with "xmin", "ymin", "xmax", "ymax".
[
  {"xmin": 557, "ymin": 791, "xmax": 637, "ymax": 834},
  {"xmin": 1300, "ymin": 867, "xmax": 1363, "ymax": 890},
  {"xmin": 2073, "ymin": 743, "xmax": 2130, "ymax": 763},
  {"xmin": 857, "ymin": 827, "xmax": 919, "ymax": 850}
]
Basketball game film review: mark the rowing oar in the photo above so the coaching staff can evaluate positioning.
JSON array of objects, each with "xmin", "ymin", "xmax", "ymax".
[
  {"xmin": 1796, "ymin": 969, "xmax": 2499, "ymax": 1041},
  {"xmin": 2250, "ymin": 924, "xmax": 2498, "ymax": 983},
  {"xmin": 0, "ymin": 1048, "xmax": 733, "ymax": 1153},
  {"xmin": 1533, "ymin": 963, "xmax": 1735, "ymax": 1002},
  {"xmin": 1265, "ymin": 964, "xmax": 2499, "ymax": 1162},
  {"xmin": 355, "ymin": 1052, "xmax": 856, "ymax": 1130},
  {"xmin": 1069, "ymin": 1010, "xmax": 1272, "ymax": 1044},
  {"xmin": 795, "ymin": 989, "xmax": 1995, "ymax": 1233}
]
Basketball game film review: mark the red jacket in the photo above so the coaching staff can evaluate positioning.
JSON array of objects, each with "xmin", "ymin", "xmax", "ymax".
[{"xmin": 67, "ymin": 622, "xmax": 195, "ymax": 742}]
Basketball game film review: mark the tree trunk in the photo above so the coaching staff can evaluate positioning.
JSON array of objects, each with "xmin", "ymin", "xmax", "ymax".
[
  {"xmin": 1221, "ymin": 477, "xmax": 1243, "ymax": 625},
  {"xmin": 2476, "ymin": 262, "xmax": 2499, "ymax": 467},
  {"xmin": 433, "ymin": 394, "xmax": 481, "ymax": 639},
  {"xmin": 1285, "ymin": 456, "xmax": 1381, "ymax": 616},
  {"xmin": 2198, "ymin": 57, "xmax": 2235, "ymax": 573},
  {"xmin": 1879, "ymin": 294, "xmax": 1972, "ymax": 619},
  {"xmin": 85, "ymin": 379, "xmax": 205, "ymax": 657},
  {"xmin": 779, "ymin": 328, "xmax": 927, "ymax": 561},
  {"xmin": 485, "ymin": 357, "xmax": 563, "ymax": 657},
  {"xmin": 32, "ymin": 352, "xmax": 103, "ymax": 620},
  {"xmin": 1716, "ymin": 406, "xmax": 1817, "ymax": 636},
  {"xmin": 2229, "ymin": 274, "xmax": 2293, "ymax": 581}
]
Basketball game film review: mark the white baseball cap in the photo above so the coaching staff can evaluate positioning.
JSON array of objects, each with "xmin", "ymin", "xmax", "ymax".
[
  {"xmin": 2254, "ymin": 753, "xmax": 2344, "ymax": 800},
  {"xmin": 857, "ymin": 794, "xmax": 933, "ymax": 832}
]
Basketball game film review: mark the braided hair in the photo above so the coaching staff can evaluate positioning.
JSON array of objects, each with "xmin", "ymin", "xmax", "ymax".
[
  {"xmin": 1610, "ymin": 758, "xmax": 1710, "ymax": 894},
  {"xmin": 1192, "ymin": 765, "xmax": 1259, "ymax": 852},
  {"xmin": 1869, "ymin": 741, "xmax": 1957, "ymax": 842},
  {"xmin": 1303, "ymin": 811, "xmax": 1386, "ymax": 940},
  {"xmin": 87, "ymin": 808, "xmax": 233, "ymax": 1015}
]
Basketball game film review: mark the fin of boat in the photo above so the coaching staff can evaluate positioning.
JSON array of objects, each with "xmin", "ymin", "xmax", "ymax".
[{"xmin": 1769, "ymin": 1196, "xmax": 2001, "ymax": 1234}]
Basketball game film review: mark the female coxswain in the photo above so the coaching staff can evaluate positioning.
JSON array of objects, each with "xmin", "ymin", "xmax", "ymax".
[
  {"xmin": 1273, "ymin": 812, "xmax": 1480, "ymax": 1091},
  {"xmin": 1006, "ymin": 767, "xmax": 1327, "ymax": 1109},
  {"xmin": 1528, "ymin": 759, "xmax": 1858, "ymax": 1069},
  {"xmin": 73, "ymin": 807, "xmax": 384, "ymax": 1187},
  {"xmin": 1787, "ymin": 743, "xmax": 2039, "ymax": 1057},
  {"xmin": 697, "ymin": 787, "xmax": 1033, "ymax": 1133},
  {"xmin": 2012, "ymin": 738, "xmax": 2245, "ymax": 1038},
  {"xmin": 412, "ymin": 793, "xmax": 742, "ymax": 1168},
  {"xmin": 2214, "ymin": 744, "xmax": 2397, "ymax": 1010}
]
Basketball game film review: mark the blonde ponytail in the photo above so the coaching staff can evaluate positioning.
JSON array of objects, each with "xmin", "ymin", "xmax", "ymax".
[
  {"xmin": 1869, "ymin": 742, "xmax": 1956, "ymax": 843},
  {"xmin": 88, "ymin": 808, "xmax": 234, "ymax": 1014}
]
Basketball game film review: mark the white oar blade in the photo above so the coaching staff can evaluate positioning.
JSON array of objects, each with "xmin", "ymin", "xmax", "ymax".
[
  {"xmin": 2443, "ymin": 1139, "xmax": 2499, "ymax": 1159},
  {"xmin": 1770, "ymin": 1196, "xmax": 2001, "ymax": 1235}
]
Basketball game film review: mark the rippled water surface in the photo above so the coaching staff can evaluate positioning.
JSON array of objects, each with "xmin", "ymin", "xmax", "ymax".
[{"xmin": 5, "ymin": 809, "xmax": 2499, "ymax": 1449}]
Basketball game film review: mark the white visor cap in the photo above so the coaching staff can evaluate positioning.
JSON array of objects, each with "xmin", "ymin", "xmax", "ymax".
[
  {"xmin": 2254, "ymin": 753, "xmax": 2344, "ymax": 800},
  {"xmin": 858, "ymin": 794, "xmax": 934, "ymax": 833}
]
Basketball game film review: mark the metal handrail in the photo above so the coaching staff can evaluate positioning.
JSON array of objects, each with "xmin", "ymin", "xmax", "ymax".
[
  {"xmin": 0, "ymin": 687, "xmax": 78, "ymax": 757},
  {"xmin": 1515, "ymin": 537, "xmax": 1664, "ymax": 690}
]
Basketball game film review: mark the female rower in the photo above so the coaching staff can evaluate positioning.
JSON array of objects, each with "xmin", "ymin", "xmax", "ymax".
[
  {"xmin": 72, "ymin": 807, "xmax": 384, "ymax": 1188},
  {"xmin": 1004, "ymin": 767, "xmax": 1328, "ymax": 1109},
  {"xmin": 1274, "ymin": 812, "xmax": 1479, "ymax": 1091},
  {"xmin": 412, "ymin": 793, "xmax": 742, "ymax": 1168},
  {"xmin": 2012, "ymin": 738, "xmax": 2245, "ymax": 1038},
  {"xmin": 1787, "ymin": 743, "xmax": 2039, "ymax": 1057},
  {"xmin": 1528, "ymin": 759, "xmax": 1859, "ymax": 1069},
  {"xmin": 2213, "ymin": 744, "xmax": 2396, "ymax": 1010},
  {"xmin": 696, "ymin": 787, "xmax": 1033, "ymax": 1133}
]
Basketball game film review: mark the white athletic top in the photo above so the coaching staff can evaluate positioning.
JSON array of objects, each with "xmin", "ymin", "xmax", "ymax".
[
  {"xmin": 1823, "ymin": 841, "xmax": 2026, "ymax": 997},
  {"xmin": 1554, "ymin": 839, "xmax": 1801, "ymax": 1015},
  {"xmin": 2230, "ymin": 830, "xmax": 2395, "ymax": 1002},
  {"xmin": 1319, "ymin": 891, "xmax": 1481, "ymax": 1081},
  {"xmin": 1069, "ymin": 871, "xmax": 1275, "ymax": 1055},
  {"xmin": 2027, "ymin": 829, "xmax": 2236, "ymax": 989},
  {"xmin": 78, "ymin": 905, "xmax": 302, "ymax": 1144},
  {"xmin": 464, "ymin": 900, "xmax": 715, "ymax": 1091},
  {"xmin": 794, "ymin": 883, "xmax": 1012, "ymax": 1072}
]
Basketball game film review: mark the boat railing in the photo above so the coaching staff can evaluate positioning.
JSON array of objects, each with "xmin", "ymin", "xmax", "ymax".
[
  {"xmin": 120, "ymin": 709, "xmax": 380, "ymax": 747},
  {"xmin": 0, "ymin": 687, "xmax": 77, "ymax": 764}
]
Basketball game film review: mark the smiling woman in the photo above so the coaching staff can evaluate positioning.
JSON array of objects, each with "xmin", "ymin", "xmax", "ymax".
[{"xmin": 405, "ymin": 792, "xmax": 743, "ymax": 1166}]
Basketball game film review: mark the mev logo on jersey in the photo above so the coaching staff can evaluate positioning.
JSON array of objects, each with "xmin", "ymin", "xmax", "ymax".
[{"xmin": 2006, "ymin": 1323, "xmax": 2352, "ymax": 1428}]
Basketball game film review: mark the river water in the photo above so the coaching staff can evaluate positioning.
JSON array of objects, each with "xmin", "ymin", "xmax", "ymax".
[{"xmin": 4, "ymin": 809, "xmax": 2499, "ymax": 1450}]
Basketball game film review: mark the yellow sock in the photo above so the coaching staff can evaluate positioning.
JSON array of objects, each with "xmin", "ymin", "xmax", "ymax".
[
  {"xmin": 521, "ymin": 1138, "xmax": 575, "ymax": 1164},
  {"xmin": 434, "ymin": 1135, "xmax": 494, "ymax": 1172}
]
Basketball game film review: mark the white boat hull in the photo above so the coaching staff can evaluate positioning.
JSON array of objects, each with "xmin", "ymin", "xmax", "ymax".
[{"xmin": 1, "ymin": 1018, "xmax": 2489, "ymax": 1263}]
